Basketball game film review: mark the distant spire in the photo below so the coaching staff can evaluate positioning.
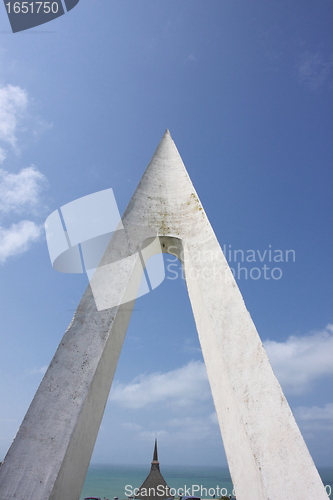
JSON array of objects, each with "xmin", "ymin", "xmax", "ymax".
[
  {"xmin": 135, "ymin": 438, "xmax": 173, "ymax": 500},
  {"xmin": 152, "ymin": 438, "xmax": 159, "ymax": 464}
]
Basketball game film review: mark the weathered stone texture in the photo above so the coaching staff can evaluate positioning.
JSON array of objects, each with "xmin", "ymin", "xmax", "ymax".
[{"xmin": 0, "ymin": 131, "xmax": 328, "ymax": 500}]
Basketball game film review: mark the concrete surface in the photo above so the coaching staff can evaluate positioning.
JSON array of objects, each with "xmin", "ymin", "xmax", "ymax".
[{"xmin": 0, "ymin": 130, "xmax": 328, "ymax": 500}]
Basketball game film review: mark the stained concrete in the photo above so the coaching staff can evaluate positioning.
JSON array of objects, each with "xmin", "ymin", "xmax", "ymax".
[{"xmin": 0, "ymin": 131, "xmax": 328, "ymax": 500}]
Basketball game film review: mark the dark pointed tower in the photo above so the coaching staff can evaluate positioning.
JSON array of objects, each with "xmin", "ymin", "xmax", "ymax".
[
  {"xmin": 151, "ymin": 438, "xmax": 159, "ymax": 470},
  {"xmin": 135, "ymin": 440, "xmax": 173, "ymax": 500}
]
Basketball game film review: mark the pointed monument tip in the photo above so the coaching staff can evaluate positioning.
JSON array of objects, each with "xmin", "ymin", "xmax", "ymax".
[
  {"xmin": 144, "ymin": 127, "xmax": 181, "ymax": 174},
  {"xmin": 160, "ymin": 128, "xmax": 174, "ymax": 145},
  {"xmin": 152, "ymin": 438, "xmax": 159, "ymax": 463}
]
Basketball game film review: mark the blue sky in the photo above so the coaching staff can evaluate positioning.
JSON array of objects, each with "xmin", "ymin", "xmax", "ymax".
[{"xmin": 0, "ymin": 0, "xmax": 333, "ymax": 469}]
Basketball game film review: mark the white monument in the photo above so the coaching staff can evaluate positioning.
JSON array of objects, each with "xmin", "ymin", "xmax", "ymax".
[{"xmin": 0, "ymin": 131, "xmax": 328, "ymax": 500}]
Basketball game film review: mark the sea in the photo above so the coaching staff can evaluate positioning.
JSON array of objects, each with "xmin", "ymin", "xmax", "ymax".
[{"xmin": 80, "ymin": 465, "xmax": 333, "ymax": 500}]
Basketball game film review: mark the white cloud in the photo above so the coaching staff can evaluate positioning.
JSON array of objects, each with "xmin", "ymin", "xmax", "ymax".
[
  {"xmin": 0, "ymin": 147, "xmax": 7, "ymax": 163},
  {"xmin": 110, "ymin": 324, "xmax": 333, "ymax": 411},
  {"xmin": 297, "ymin": 51, "xmax": 333, "ymax": 90},
  {"xmin": 122, "ymin": 422, "xmax": 143, "ymax": 431},
  {"xmin": 0, "ymin": 84, "xmax": 28, "ymax": 158},
  {"xmin": 183, "ymin": 337, "xmax": 201, "ymax": 354},
  {"xmin": 209, "ymin": 411, "xmax": 218, "ymax": 424},
  {"xmin": 264, "ymin": 324, "xmax": 333, "ymax": 394},
  {"xmin": 294, "ymin": 404, "xmax": 333, "ymax": 434},
  {"xmin": 0, "ymin": 83, "xmax": 51, "ymax": 163},
  {"xmin": 0, "ymin": 166, "xmax": 47, "ymax": 263},
  {"xmin": 165, "ymin": 415, "xmax": 214, "ymax": 441},
  {"xmin": 27, "ymin": 365, "xmax": 48, "ymax": 376},
  {"xmin": 119, "ymin": 416, "xmax": 219, "ymax": 446},
  {"xmin": 295, "ymin": 403, "xmax": 333, "ymax": 421},
  {"xmin": 109, "ymin": 360, "xmax": 210, "ymax": 409},
  {"xmin": 0, "ymin": 220, "xmax": 42, "ymax": 264},
  {"xmin": 0, "ymin": 166, "xmax": 47, "ymax": 215},
  {"xmin": 0, "ymin": 85, "xmax": 48, "ymax": 263},
  {"xmin": 139, "ymin": 430, "xmax": 167, "ymax": 441}
]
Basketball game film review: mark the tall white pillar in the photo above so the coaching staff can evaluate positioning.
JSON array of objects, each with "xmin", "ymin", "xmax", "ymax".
[{"xmin": 0, "ymin": 131, "xmax": 328, "ymax": 500}]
